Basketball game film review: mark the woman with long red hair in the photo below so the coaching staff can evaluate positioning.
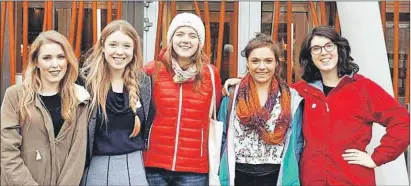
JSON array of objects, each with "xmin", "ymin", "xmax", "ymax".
[
  {"xmin": 80, "ymin": 20, "xmax": 152, "ymax": 185},
  {"xmin": 1, "ymin": 30, "xmax": 89, "ymax": 185}
]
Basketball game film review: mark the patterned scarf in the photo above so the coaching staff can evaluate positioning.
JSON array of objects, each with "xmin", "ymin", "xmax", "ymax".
[
  {"xmin": 171, "ymin": 58, "xmax": 197, "ymax": 83},
  {"xmin": 236, "ymin": 73, "xmax": 291, "ymax": 145}
]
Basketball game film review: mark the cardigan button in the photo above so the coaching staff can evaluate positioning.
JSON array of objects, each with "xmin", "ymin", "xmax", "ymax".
[{"xmin": 312, "ymin": 103, "xmax": 316, "ymax": 108}]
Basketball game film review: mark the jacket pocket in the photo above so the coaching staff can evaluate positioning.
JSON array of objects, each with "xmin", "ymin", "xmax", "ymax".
[{"xmin": 21, "ymin": 146, "xmax": 49, "ymax": 185}]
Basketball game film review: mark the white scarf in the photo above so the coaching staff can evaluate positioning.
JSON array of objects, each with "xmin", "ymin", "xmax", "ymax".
[{"xmin": 171, "ymin": 58, "xmax": 197, "ymax": 84}]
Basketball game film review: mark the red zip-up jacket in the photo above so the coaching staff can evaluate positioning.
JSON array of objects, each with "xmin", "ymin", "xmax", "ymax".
[
  {"xmin": 143, "ymin": 50, "xmax": 222, "ymax": 173},
  {"xmin": 292, "ymin": 74, "xmax": 410, "ymax": 185}
]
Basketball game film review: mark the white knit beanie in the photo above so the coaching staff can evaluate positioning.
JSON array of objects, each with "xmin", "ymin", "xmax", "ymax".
[{"xmin": 167, "ymin": 12, "xmax": 205, "ymax": 49}]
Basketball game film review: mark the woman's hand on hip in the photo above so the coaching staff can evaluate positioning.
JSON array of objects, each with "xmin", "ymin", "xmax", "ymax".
[{"xmin": 342, "ymin": 149, "xmax": 377, "ymax": 168}]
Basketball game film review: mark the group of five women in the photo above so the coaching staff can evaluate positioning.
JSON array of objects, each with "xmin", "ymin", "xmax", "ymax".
[{"xmin": 1, "ymin": 12, "xmax": 409, "ymax": 186}]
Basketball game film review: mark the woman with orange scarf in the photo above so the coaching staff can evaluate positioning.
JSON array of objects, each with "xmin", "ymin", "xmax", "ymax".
[{"xmin": 218, "ymin": 33, "xmax": 304, "ymax": 186}]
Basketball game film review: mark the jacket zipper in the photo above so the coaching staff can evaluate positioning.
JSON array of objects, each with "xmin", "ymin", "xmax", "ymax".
[
  {"xmin": 304, "ymin": 88, "xmax": 331, "ymax": 184},
  {"xmin": 38, "ymin": 97, "xmax": 58, "ymax": 182},
  {"xmin": 200, "ymin": 128, "xmax": 204, "ymax": 157},
  {"xmin": 324, "ymin": 97, "xmax": 331, "ymax": 185},
  {"xmin": 172, "ymin": 85, "xmax": 183, "ymax": 171},
  {"xmin": 306, "ymin": 81, "xmax": 352, "ymax": 185}
]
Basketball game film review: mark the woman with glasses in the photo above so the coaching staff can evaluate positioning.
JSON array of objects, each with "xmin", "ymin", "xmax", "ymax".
[{"xmin": 292, "ymin": 25, "xmax": 410, "ymax": 185}]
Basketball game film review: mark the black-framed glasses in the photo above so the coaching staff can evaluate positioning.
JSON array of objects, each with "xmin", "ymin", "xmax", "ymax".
[{"xmin": 310, "ymin": 42, "xmax": 336, "ymax": 55}]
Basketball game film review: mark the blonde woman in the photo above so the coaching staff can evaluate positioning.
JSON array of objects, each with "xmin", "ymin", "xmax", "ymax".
[
  {"xmin": 143, "ymin": 12, "xmax": 222, "ymax": 186},
  {"xmin": 1, "ymin": 30, "xmax": 90, "ymax": 185},
  {"xmin": 80, "ymin": 20, "xmax": 153, "ymax": 185}
]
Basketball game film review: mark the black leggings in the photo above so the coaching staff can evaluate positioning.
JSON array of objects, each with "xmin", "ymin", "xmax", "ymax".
[{"xmin": 234, "ymin": 168, "xmax": 280, "ymax": 186}]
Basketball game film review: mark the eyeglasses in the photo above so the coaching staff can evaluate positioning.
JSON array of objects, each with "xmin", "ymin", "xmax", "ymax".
[{"xmin": 310, "ymin": 42, "xmax": 336, "ymax": 55}]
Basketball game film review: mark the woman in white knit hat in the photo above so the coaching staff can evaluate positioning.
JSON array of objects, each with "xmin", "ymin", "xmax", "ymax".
[{"xmin": 143, "ymin": 12, "xmax": 222, "ymax": 186}]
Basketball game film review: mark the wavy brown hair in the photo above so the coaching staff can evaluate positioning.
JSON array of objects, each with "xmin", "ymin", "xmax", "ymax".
[
  {"xmin": 299, "ymin": 25, "xmax": 359, "ymax": 82},
  {"xmin": 241, "ymin": 32, "xmax": 284, "ymax": 78},
  {"xmin": 82, "ymin": 20, "xmax": 143, "ymax": 121},
  {"xmin": 19, "ymin": 30, "xmax": 79, "ymax": 122}
]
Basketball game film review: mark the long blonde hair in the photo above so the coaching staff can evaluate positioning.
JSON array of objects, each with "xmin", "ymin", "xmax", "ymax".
[
  {"xmin": 82, "ymin": 20, "xmax": 143, "ymax": 121},
  {"xmin": 162, "ymin": 36, "xmax": 209, "ymax": 92},
  {"xmin": 19, "ymin": 30, "xmax": 79, "ymax": 122}
]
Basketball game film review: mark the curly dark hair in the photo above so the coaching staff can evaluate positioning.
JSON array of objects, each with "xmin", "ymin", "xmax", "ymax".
[
  {"xmin": 299, "ymin": 25, "xmax": 359, "ymax": 82},
  {"xmin": 241, "ymin": 32, "xmax": 284, "ymax": 77}
]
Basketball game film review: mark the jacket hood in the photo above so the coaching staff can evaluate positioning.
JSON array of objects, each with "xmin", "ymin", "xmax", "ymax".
[
  {"xmin": 74, "ymin": 84, "xmax": 90, "ymax": 104},
  {"xmin": 292, "ymin": 73, "xmax": 364, "ymax": 92}
]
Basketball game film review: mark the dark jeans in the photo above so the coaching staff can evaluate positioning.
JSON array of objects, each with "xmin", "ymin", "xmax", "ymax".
[
  {"xmin": 145, "ymin": 167, "xmax": 208, "ymax": 186},
  {"xmin": 234, "ymin": 168, "xmax": 280, "ymax": 186}
]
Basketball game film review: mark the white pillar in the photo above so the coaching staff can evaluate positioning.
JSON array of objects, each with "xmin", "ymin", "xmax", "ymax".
[
  {"xmin": 238, "ymin": 1, "xmax": 261, "ymax": 76},
  {"xmin": 143, "ymin": 1, "xmax": 158, "ymax": 63},
  {"xmin": 337, "ymin": 2, "xmax": 409, "ymax": 185}
]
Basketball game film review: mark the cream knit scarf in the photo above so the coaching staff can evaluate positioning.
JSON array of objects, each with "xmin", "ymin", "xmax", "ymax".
[{"xmin": 171, "ymin": 58, "xmax": 197, "ymax": 83}]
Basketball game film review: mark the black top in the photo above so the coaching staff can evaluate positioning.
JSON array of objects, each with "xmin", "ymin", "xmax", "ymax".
[
  {"xmin": 40, "ymin": 93, "xmax": 64, "ymax": 138},
  {"xmin": 323, "ymin": 83, "xmax": 335, "ymax": 97},
  {"xmin": 93, "ymin": 88, "xmax": 145, "ymax": 155}
]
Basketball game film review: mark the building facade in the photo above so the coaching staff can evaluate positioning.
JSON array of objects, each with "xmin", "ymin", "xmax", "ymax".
[{"xmin": 0, "ymin": 1, "xmax": 410, "ymax": 184}]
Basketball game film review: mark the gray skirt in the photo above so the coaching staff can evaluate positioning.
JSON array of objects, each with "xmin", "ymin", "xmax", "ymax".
[{"xmin": 82, "ymin": 150, "xmax": 148, "ymax": 186}]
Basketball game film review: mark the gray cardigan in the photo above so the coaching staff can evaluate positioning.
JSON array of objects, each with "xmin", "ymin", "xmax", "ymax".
[{"xmin": 85, "ymin": 72, "xmax": 154, "ymax": 166}]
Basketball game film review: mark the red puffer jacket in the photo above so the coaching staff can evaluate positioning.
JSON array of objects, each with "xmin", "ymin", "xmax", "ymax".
[
  {"xmin": 143, "ymin": 55, "xmax": 222, "ymax": 173},
  {"xmin": 292, "ymin": 74, "xmax": 410, "ymax": 185}
]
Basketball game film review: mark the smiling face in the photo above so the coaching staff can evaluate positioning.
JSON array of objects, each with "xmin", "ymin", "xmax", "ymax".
[
  {"xmin": 172, "ymin": 26, "xmax": 199, "ymax": 60},
  {"xmin": 103, "ymin": 30, "xmax": 134, "ymax": 73},
  {"xmin": 246, "ymin": 46, "xmax": 277, "ymax": 86},
  {"xmin": 310, "ymin": 36, "xmax": 339, "ymax": 75},
  {"xmin": 36, "ymin": 43, "xmax": 68, "ymax": 87}
]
